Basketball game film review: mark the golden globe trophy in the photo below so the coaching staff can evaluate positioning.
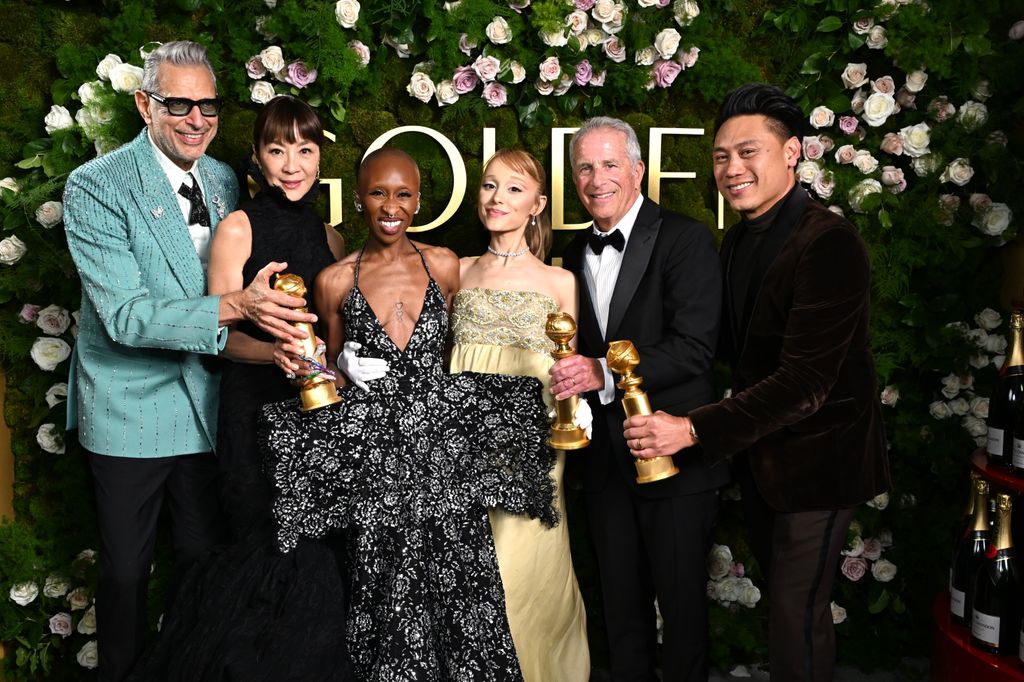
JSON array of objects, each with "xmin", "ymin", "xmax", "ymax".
[
  {"xmin": 606, "ymin": 339, "xmax": 679, "ymax": 484},
  {"xmin": 274, "ymin": 274, "xmax": 342, "ymax": 412},
  {"xmin": 545, "ymin": 312, "xmax": 590, "ymax": 450}
]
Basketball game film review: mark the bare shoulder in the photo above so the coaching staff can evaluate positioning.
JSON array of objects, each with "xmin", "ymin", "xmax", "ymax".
[
  {"xmin": 459, "ymin": 255, "xmax": 481, "ymax": 280},
  {"xmin": 416, "ymin": 242, "xmax": 459, "ymax": 273},
  {"xmin": 213, "ymin": 209, "xmax": 252, "ymax": 241},
  {"xmin": 315, "ymin": 257, "xmax": 356, "ymax": 294}
]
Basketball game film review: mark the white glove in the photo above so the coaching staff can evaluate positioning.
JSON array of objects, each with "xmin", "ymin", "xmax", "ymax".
[
  {"xmin": 337, "ymin": 341, "xmax": 389, "ymax": 391},
  {"xmin": 573, "ymin": 397, "xmax": 593, "ymax": 439}
]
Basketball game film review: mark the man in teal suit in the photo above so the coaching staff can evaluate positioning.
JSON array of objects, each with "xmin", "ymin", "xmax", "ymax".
[{"xmin": 63, "ymin": 41, "xmax": 314, "ymax": 681}]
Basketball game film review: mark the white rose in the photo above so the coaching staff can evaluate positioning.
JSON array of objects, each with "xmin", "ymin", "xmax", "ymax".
[
  {"xmin": 36, "ymin": 423, "xmax": 65, "ymax": 454},
  {"xmin": 653, "ymin": 28, "xmax": 681, "ymax": 60},
  {"xmin": 957, "ymin": 101, "xmax": 989, "ymax": 132},
  {"xmin": 831, "ymin": 601, "xmax": 848, "ymax": 625},
  {"xmin": 0, "ymin": 176, "xmax": 18, "ymax": 193},
  {"xmin": 30, "ymin": 337, "xmax": 72, "ymax": 371},
  {"xmin": 584, "ymin": 28, "xmax": 608, "ymax": 46},
  {"xmin": 904, "ymin": 69, "xmax": 928, "ymax": 93},
  {"xmin": 811, "ymin": 170, "xmax": 834, "ymax": 199},
  {"xmin": 841, "ymin": 63, "xmax": 869, "ymax": 89},
  {"xmin": 847, "ymin": 178, "xmax": 882, "ymax": 212},
  {"xmin": 635, "ymin": 47, "xmax": 656, "ymax": 67},
  {"xmin": 334, "ymin": 0, "xmax": 360, "ymax": 28},
  {"xmin": 940, "ymin": 157, "xmax": 974, "ymax": 186},
  {"xmin": 852, "ymin": 150, "xmax": 879, "ymax": 174},
  {"xmin": 0, "ymin": 235, "xmax": 27, "ymax": 265},
  {"xmin": 737, "ymin": 579, "xmax": 761, "ymax": 608},
  {"xmin": 843, "ymin": 535, "xmax": 865, "ymax": 557},
  {"xmin": 1011, "ymin": 20, "xmax": 1024, "ymax": 40},
  {"xmin": 604, "ymin": 37, "xmax": 627, "ymax": 63},
  {"xmin": 871, "ymin": 558, "xmax": 898, "ymax": 582},
  {"xmin": 808, "ymin": 105, "xmax": 835, "ymax": 129},
  {"xmin": 795, "ymin": 160, "xmax": 821, "ymax": 185},
  {"xmin": 36, "ymin": 304, "xmax": 71, "ymax": 336},
  {"xmin": 834, "ymin": 145, "xmax": 856, "ymax": 164},
  {"xmin": 35, "ymin": 200, "xmax": 64, "ymax": 229},
  {"xmin": 911, "ymin": 152, "xmax": 943, "ymax": 178},
  {"xmin": 554, "ymin": 74, "xmax": 574, "ymax": 96},
  {"xmin": 971, "ymin": 79, "xmax": 992, "ymax": 102},
  {"xmin": 95, "ymin": 53, "xmax": 123, "ymax": 80},
  {"xmin": 706, "ymin": 544, "xmax": 733, "ymax": 580},
  {"xmin": 259, "ymin": 46, "xmax": 285, "ymax": 73},
  {"xmin": 985, "ymin": 333, "xmax": 1008, "ymax": 354},
  {"xmin": 940, "ymin": 372, "xmax": 962, "ymax": 399},
  {"xmin": 77, "ymin": 80, "xmax": 105, "ymax": 106},
  {"xmin": 249, "ymin": 81, "xmax": 276, "ymax": 104},
  {"xmin": 539, "ymin": 56, "xmax": 562, "ymax": 82},
  {"xmin": 973, "ymin": 203, "xmax": 1013, "ymax": 237},
  {"xmin": 716, "ymin": 576, "xmax": 743, "ymax": 603},
  {"xmin": 535, "ymin": 77, "xmax": 554, "ymax": 96},
  {"xmin": 962, "ymin": 415, "xmax": 988, "ymax": 438},
  {"xmin": 76, "ymin": 641, "xmax": 99, "ymax": 669},
  {"xmin": 486, "ymin": 16, "xmax": 511, "ymax": 44},
  {"xmin": 898, "ymin": 123, "xmax": 930, "ymax": 158},
  {"xmin": 861, "ymin": 92, "xmax": 895, "ymax": 127},
  {"xmin": 435, "ymin": 80, "xmax": 459, "ymax": 106},
  {"xmin": 601, "ymin": 7, "xmax": 625, "ymax": 35},
  {"xmin": 43, "ymin": 573, "xmax": 70, "ymax": 598},
  {"xmin": 67, "ymin": 586, "xmax": 90, "ymax": 610},
  {"xmin": 406, "ymin": 72, "xmax": 436, "ymax": 103},
  {"xmin": 44, "ymin": 105, "xmax": 74, "ymax": 134},
  {"xmin": 45, "ymin": 382, "xmax": 68, "ymax": 408},
  {"xmin": 108, "ymin": 63, "xmax": 144, "ymax": 93},
  {"xmin": 472, "ymin": 55, "xmax": 501, "ymax": 83},
  {"xmin": 9, "ymin": 582, "xmax": 39, "ymax": 606},
  {"xmin": 673, "ymin": 0, "xmax": 700, "ymax": 26},
  {"xmin": 509, "ymin": 61, "xmax": 526, "ymax": 84},
  {"xmin": 347, "ymin": 40, "xmax": 370, "ymax": 67},
  {"xmin": 638, "ymin": 0, "xmax": 660, "ymax": 5},
  {"xmin": 948, "ymin": 397, "xmax": 970, "ymax": 416},
  {"xmin": 539, "ymin": 29, "xmax": 568, "ymax": 47},
  {"xmin": 970, "ymin": 396, "xmax": 989, "ymax": 419},
  {"xmin": 566, "ymin": 10, "xmax": 589, "ymax": 35},
  {"xmin": 77, "ymin": 605, "xmax": 97, "ymax": 635},
  {"xmin": 867, "ymin": 492, "xmax": 890, "ymax": 510},
  {"xmin": 880, "ymin": 385, "xmax": 899, "ymax": 406},
  {"xmin": 591, "ymin": 0, "xmax": 618, "ymax": 23},
  {"xmin": 865, "ymin": 25, "xmax": 888, "ymax": 49}
]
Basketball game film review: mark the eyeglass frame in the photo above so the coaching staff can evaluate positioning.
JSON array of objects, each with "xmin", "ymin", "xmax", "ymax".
[{"xmin": 145, "ymin": 91, "xmax": 224, "ymax": 117}]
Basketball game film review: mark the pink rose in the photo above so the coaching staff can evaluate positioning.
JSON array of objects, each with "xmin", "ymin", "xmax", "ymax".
[
  {"xmin": 841, "ymin": 556, "xmax": 868, "ymax": 582},
  {"xmin": 575, "ymin": 59, "xmax": 593, "ymax": 86},
  {"xmin": 481, "ymin": 82, "xmax": 507, "ymax": 107},
  {"xmin": 452, "ymin": 66, "xmax": 479, "ymax": 94},
  {"xmin": 652, "ymin": 60, "xmax": 682, "ymax": 88},
  {"xmin": 863, "ymin": 537, "xmax": 883, "ymax": 561},
  {"xmin": 879, "ymin": 132, "xmax": 903, "ymax": 155},
  {"xmin": 245, "ymin": 56, "xmax": 267, "ymax": 79},
  {"xmin": 730, "ymin": 562, "xmax": 745, "ymax": 578},
  {"xmin": 928, "ymin": 96, "xmax": 956, "ymax": 122},
  {"xmin": 19, "ymin": 303, "xmax": 41, "ymax": 323},
  {"xmin": 834, "ymin": 144, "xmax": 856, "ymax": 164},
  {"xmin": 590, "ymin": 70, "xmax": 606, "ymax": 87},
  {"xmin": 539, "ymin": 56, "xmax": 562, "ymax": 82},
  {"xmin": 576, "ymin": 0, "xmax": 596, "ymax": 9},
  {"xmin": 838, "ymin": 116, "xmax": 859, "ymax": 135},
  {"xmin": 850, "ymin": 88, "xmax": 867, "ymax": 114},
  {"xmin": 802, "ymin": 136, "xmax": 825, "ymax": 160},
  {"xmin": 49, "ymin": 612, "xmax": 72, "ymax": 638},
  {"xmin": 284, "ymin": 61, "xmax": 317, "ymax": 89},
  {"xmin": 472, "ymin": 54, "xmax": 501, "ymax": 83},
  {"xmin": 871, "ymin": 75, "xmax": 895, "ymax": 95},
  {"xmin": 678, "ymin": 46, "xmax": 700, "ymax": 69}
]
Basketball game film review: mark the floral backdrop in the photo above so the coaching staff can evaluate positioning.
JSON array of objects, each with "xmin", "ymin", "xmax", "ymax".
[{"xmin": 0, "ymin": 0, "xmax": 1021, "ymax": 678}]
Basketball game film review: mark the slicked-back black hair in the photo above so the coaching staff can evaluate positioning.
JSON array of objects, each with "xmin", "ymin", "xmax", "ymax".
[{"xmin": 714, "ymin": 83, "xmax": 804, "ymax": 143}]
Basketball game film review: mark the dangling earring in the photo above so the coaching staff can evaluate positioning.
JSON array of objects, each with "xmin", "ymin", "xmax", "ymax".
[
  {"xmin": 353, "ymin": 193, "xmax": 364, "ymax": 212},
  {"xmin": 530, "ymin": 214, "xmax": 537, "ymax": 228},
  {"xmin": 414, "ymin": 203, "xmax": 421, "ymax": 215}
]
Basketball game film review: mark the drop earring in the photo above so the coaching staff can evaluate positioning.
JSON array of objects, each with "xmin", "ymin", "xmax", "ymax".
[
  {"xmin": 353, "ymin": 193, "xmax": 364, "ymax": 212},
  {"xmin": 530, "ymin": 214, "xmax": 537, "ymax": 228},
  {"xmin": 415, "ymin": 203, "xmax": 421, "ymax": 215}
]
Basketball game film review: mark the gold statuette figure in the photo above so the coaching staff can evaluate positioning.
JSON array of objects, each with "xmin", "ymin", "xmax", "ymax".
[
  {"xmin": 545, "ymin": 312, "xmax": 590, "ymax": 450},
  {"xmin": 606, "ymin": 340, "xmax": 679, "ymax": 484},
  {"xmin": 274, "ymin": 274, "xmax": 342, "ymax": 412}
]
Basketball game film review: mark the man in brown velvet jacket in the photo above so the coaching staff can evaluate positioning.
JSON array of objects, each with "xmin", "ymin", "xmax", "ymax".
[{"xmin": 623, "ymin": 83, "xmax": 891, "ymax": 681}]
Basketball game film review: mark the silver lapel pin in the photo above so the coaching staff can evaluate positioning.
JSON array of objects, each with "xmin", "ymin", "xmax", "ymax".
[{"xmin": 151, "ymin": 206, "xmax": 164, "ymax": 219}]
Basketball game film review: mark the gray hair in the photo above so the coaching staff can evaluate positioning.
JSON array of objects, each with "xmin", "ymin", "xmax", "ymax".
[
  {"xmin": 569, "ymin": 116, "xmax": 643, "ymax": 169},
  {"xmin": 141, "ymin": 41, "xmax": 216, "ymax": 93}
]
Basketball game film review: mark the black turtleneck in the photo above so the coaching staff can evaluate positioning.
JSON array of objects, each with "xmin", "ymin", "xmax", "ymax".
[{"xmin": 727, "ymin": 183, "xmax": 808, "ymax": 354}]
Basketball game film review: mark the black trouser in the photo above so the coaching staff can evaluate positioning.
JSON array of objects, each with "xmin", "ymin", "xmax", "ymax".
[{"xmin": 87, "ymin": 450, "xmax": 224, "ymax": 682}]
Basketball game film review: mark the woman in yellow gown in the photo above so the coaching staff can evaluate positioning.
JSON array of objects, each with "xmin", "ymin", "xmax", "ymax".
[{"xmin": 450, "ymin": 149, "xmax": 590, "ymax": 681}]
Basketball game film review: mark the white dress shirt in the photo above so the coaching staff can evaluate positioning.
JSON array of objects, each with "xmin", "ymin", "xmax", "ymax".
[
  {"xmin": 148, "ymin": 131, "xmax": 213, "ymax": 272},
  {"xmin": 583, "ymin": 193, "xmax": 645, "ymax": 404}
]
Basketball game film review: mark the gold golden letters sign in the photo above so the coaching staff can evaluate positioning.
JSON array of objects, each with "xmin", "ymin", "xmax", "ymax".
[{"xmin": 320, "ymin": 126, "xmax": 724, "ymax": 231}]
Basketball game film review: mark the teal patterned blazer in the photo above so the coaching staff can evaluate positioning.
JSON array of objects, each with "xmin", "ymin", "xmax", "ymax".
[{"xmin": 63, "ymin": 128, "xmax": 240, "ymax": 457}]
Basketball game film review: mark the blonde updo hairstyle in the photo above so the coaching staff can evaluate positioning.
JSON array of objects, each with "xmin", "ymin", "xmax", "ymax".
[{"xmin": 481, "ymin": 149, "xmax": 552, "ymax": 260}]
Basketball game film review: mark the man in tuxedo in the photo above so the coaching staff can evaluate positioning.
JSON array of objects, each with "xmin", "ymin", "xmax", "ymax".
[
  {"xmin": 63, "ymin": 41, "xmax": 313, "ymax": 681},
  {"xmin": 623, "ymin": 84, "xmax": 891, "ymax": 681},
  {"xmin": 550, "ymin": 116, "xmax": 728, "ymax": 680}
]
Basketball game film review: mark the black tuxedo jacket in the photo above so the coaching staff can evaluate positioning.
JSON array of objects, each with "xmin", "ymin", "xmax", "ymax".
[
  {"xmin": 563, "ymin": 197, "xmax": 730, "ymax": 498},
  {"xmin": 690, "ymin": 198, "xmax": 890, "ymax": 512}
]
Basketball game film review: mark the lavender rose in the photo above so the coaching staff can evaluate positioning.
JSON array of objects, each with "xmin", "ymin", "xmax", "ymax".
[
  {"xmin": 652, "ymin": 60, "xmax": 682, "ymax": 88},
  {"xmin": 452, "ymin": 66, "xmax": 479, "ymax": 94},
  {"xmin": 838, "ymin": 116, "xmax": 859, "ymax": 135},
  {"xmin": 49, "ymin": 612, "xmax": 73, "ymax": 638},
  {"xmin": 841, "ymin": 556, "xmax": 868, "ymax": 582},
  {"xmin": 575, "ymin": 60, "xmax": 593, "ymax": 86},
  {"xmin": 284, "ymin": 61, "xmax": 317, "ymax": 89}
]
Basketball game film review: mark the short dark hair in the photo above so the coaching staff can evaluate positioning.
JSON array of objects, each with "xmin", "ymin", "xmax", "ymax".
[
  {"xmin": 714, "ymin": 83, "xmax": 804, "ymax": 143},
  {"xmin": 253, "ymin": 95, "xmax": 325, "ymax": 151}
]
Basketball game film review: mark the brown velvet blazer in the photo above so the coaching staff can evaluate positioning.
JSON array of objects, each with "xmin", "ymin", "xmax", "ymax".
[{"xmin": 689, "ymin": 198, "xmax": 890, "ymax": 512}]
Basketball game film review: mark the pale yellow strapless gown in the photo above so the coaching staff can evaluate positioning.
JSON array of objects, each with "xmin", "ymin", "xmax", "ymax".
[{"xmin": 450, "ymin": 288, "xmax": 589, "ymax": 682}]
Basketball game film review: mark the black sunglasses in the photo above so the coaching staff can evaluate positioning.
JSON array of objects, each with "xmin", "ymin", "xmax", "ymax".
[{"xmin": 146, "ymin": 91, "xmax": 223, "ymax": 117}]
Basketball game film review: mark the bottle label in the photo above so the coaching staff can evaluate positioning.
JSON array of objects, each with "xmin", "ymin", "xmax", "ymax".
[
  {"xmin": 988, "ymin": 427, "xmax": 1004, "ymax": 456},
  {"xmin": 950, "ymin": 588, "xmax": 965, "ymax": 618},
  {"xmin": 1015, "ymin": 438, "xmax": 1024, "ymax": 468},
  {"xmin": 973, "ymin": 609, "xmax": 1000, "ymax": 647}
]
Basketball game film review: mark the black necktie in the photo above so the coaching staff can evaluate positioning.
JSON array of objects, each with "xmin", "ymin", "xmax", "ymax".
[
  {"xmin": 588, "ymin": 229, "xmax": 625, "ymax": 255},
  {"xmin": 178, "ymin": 172, "xmax": 211, "ymax": 227}
]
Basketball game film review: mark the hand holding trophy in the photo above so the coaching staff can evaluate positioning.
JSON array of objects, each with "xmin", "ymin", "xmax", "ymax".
[
  {"xmin": 274, "ymin": 274, "xmax": 342, "ymax": 412},
  {"xmin": 545, "ymin": 312, "xmax": 590, "ymax": 450},
  {"xmin": 607, "ymin": 340, "xmax": 679, "ymax": 484}
]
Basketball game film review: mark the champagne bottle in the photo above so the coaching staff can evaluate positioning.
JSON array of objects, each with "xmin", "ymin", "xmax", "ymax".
[
  {"xmin": 989, "ymin": 310, "xmax": 1024, "ymax": 468},
  {"xmin": 950, "ymin": 477, "xmax": 990, "ymax": 625},
  {"xmin": 971, "ymin": 492, "xmax": 1021, "ymax": 654}
]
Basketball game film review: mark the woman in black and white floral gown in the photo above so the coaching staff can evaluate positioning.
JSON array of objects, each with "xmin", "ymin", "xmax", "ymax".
[{"xmin": 267, "ymin": 147, "xmax": 557, "ymax": 681}]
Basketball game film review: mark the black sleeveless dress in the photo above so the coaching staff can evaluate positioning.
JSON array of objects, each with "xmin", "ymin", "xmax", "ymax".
[
  {"xmin": 128, "ymin": 172, "xmax": 352, "ymax": 682},
  {"xmin": 262, "ymin": 246, "xmax": 558, "ymax": 681}
]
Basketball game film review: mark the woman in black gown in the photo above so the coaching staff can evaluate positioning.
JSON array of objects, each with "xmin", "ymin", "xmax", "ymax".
[
  {"xmin": 129, "ymin": 96, "xmax": 350, "ymax": 682},
  {"xmin": 267, "ymin": 148, "xmax": 559, "ymax": 681}
]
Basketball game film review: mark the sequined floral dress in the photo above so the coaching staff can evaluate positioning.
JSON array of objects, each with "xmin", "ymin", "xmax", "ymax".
[{"xmin": 262, "ymin": 247, "xmax": 557, "ymax": 682}]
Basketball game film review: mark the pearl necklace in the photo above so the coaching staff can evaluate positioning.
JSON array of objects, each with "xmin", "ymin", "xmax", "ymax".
[{"xmin": 487, "ymin": 244, "xmax": 530, "ymax": 258}]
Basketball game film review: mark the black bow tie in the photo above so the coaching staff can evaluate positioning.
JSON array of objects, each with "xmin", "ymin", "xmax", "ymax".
[
  {"xmin": 178, "ymin": 172, "xmax": 211, "ymax": 227},
  {"xmin": 588, "ymin": 229, "xmax": 625, "ymax": 255}
]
